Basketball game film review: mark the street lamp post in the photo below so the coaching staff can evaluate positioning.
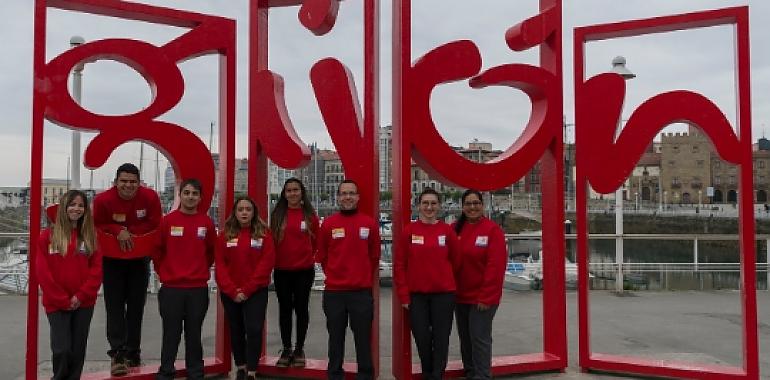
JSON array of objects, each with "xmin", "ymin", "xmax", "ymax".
[
  {"xmin": 611, "ymin": 56, "xmax": 635, "ymax": 292},
  {"xmin": 69, "ymin": 36, "xmax": 85, "ymax": 190}
]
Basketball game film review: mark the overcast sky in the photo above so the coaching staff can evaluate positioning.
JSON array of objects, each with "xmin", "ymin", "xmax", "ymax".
[{"xmin": 0, "ymin": 0, "xmax": 766, "ymax": 189}]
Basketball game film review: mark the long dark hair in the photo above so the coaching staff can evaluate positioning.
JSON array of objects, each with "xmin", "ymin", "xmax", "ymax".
[
  {"xmin": 270, "ymin": 178, "xmax": 316, "ymax": 243},
  {"xmin": 454, "ymin": 189, "xmax": 483, "ymax": 234},
  {"xmin": 223, "ymin": 195, "xmax": 268, "ymax": 240}
]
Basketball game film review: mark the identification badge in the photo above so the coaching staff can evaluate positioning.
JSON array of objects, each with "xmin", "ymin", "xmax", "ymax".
[
  {"xmin": 411, "ymin": 235, "xmax": 424, "ymax": 245},
  {"xmin": 332, "ymin": 228, "xmax": 345, "ymax": 239},
  {"xmin": 48, "ymin": 244, "xmax": 58, "ymax": 255},
  {"xmin": 438, "ymin": 235, "xmax": 446, "ymax": 247},
  {"xmin": 170, "ymin": 226, "xmax": 184, "ymax": 236},
  {"xmin": 475, "ymin": 236, "xmax": 489, "ymax": 247},
  {"xmin": 226, "ymin": 238, "xmax": 238, "ymax": 248},
  {"xmin": 300, "ymin": 220, "xmax": 307, "ymax": 232},
  {"xmin": 197, "ymin": 227, "xmax": 207, "ymax": 239},
  {"xmin": 359, "ymin": 227, "xmax": 370, "ymax": 240},
  {"xmin": 78, "ymin": 242, "xmax": 87, "ymax": 254},
  {"xmin": 251, "ymin": 238, "xmax": 263, "ymax": 249},
  {"xmin": 112, "ymin": 213, "xmax": 126, "ymax": 222},
  {"xmin": 136, "ymin": 209, "xmax": 146, "ymax": 219}
]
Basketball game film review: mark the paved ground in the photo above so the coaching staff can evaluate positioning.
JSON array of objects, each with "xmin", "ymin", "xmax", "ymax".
[{"xmin": 4, "ymin": 288, "xmax": 769, "ymax": 379}]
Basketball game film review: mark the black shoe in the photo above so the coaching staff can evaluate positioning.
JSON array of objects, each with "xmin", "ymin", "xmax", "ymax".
[
  {"xmin": 125, "ymin": 351, "xmax": 141, "ymax": 367},
  {"xmin": 235, "ymin": 368, "xmax": 246, "ymax": 380},
  {"xmin": 291, "ymin": 348, "xmax": 305, "ymax": 368},
  {"xmin": 276, "ymin": 347, "xmax": 292, "ymax": 367},
  {"xmin": 246, "ymin": 375, "xmax": 256, "ymax": 380},
  {"xmin": 110, "ymin": 353, "xmax": 128, "ymax": 377}
]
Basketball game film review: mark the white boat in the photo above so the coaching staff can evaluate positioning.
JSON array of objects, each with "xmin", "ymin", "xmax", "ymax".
[{"xmin": 503, "ymin": 251, "xmax": 593, "ymax": 290}]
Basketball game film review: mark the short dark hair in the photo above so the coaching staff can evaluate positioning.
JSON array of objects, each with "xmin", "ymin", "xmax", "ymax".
[
  {"xmin": 179, "ymin": 178, "xmax": 203, "ymax": 195},
  {"xmin": 116, "ymin": 163, "xmax": 140, "ymax": 181},
  {"xmin": 418, "ymin": 187, "xmax": 441, "ymax": 203},
  {"xmin": 337, "ymin": 179, "xmax": 359, "ymax": 194}
]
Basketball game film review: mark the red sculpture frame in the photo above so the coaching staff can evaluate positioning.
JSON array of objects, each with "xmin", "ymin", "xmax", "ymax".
[
  {"xmin": 27, "ymin": 1, "xmax": 236, "ymax": 379},
  {"xmin": 392, "ymin": 0, "xmax": 567, "ymax": 378},
  {"xmin": 247, "ymin": 0, "xmax": 381, "ymax": 378},
  {"xmin": 573, "ymin": 6, "xmax": 758, "ymax": 379}
]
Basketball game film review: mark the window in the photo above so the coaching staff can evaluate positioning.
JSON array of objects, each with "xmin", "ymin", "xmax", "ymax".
[
  {"xmin": 714, "ymin": 161, "xmax": 721, "ymax": 169},
  {"xmin": 672, "ymin": 177, "xmax": 680, "ymax": 185},
  {"xmin": 760, "ymin": 161, "xmax": 766, "ymax": 169},
  {"xmin": 697, "ymin": 160, "xmax": 704, "ymax": 167},
  {"xmin": 672, "ymin": 146, "xmax": 680, "ymax": 154},
  {"xmin": 692, "ymin": 145, "xmax": 699, "ymax": 153},
  {"xmin": 668, "ymin": 160, "xmax": 675, "ymax": 167},
  {"xmin": 729, "ymin": 175, "xmax": 736, "ymax": 184}
]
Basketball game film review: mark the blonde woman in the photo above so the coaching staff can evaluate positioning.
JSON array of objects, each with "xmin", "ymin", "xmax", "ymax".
[{"xmin": 36, "ymin": 190, "xmax": 102, "ymax": 380}]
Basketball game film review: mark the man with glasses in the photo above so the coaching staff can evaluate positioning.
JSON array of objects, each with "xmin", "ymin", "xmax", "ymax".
[{"xmin": 316, "ymin": 179, "xmax": 380, "ymax": 380}]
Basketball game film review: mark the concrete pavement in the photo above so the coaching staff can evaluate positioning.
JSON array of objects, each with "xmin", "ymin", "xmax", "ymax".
[{"xmin": 4, "ymin": 288, "xmax": 769, "ymax": 379}]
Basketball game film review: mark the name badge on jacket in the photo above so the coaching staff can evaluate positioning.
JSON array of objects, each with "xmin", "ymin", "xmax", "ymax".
[
  {"xmin": 438, "ymin": 235, "xmax": 446, "ymax": 247},
  {"xmin": 136, "ymin": 209, "xmax": 146, "ymax": 219},
  {"xmin": 332, "ymin": 228, "xmax": 345, "ymax": 239},
  {"xmin": 359, "ymin": 227, "xmax": 370, "ymax": 240},
  {"xmin": 197, "ymin": 227, "xmax": 207, "ymax": 239},
  {"xmin": 112, "ymin": 213, "xmax": 126, "ymax": 223},
  {"xmin": 226, "ymin": 238, "xmax": 238, "ymax": 248},
  {"xmin": 170, "ymin": 226, "xmax": 184, "ymax": 237},
  {"xmin": 300, "ymin": 220, "xmax": 307, "ymax": 232},
  {"xmin": 411, "ymin": 235, "xmax": 424, "ymax": 245},
  {"xmin": 251, "ymin": 238, "xmax": 263, "ymax": 249},
  {"xmin": 475, "ymin": 236, "xmax": 489, "ymax": 247}
]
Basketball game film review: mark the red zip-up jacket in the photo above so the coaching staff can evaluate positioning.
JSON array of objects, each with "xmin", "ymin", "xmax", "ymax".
[
  {"xmin": 154, "ymin": 210, "xmax": 216, "ymax": 288},
  {"xmin": 394, "ymin": 220, "xmax": 460, "ymax": 304},
  {"xmin": 36, "ymin": 228, "xmax": 103, "ymax": 313},
  {"xmin": 316, "ymin": 211, "xmax": 380, "ymax": 291},
  {"xmin": 92, "ymin": 186, "xmax": 161, "ymax": 259},
  {"xmin": 215, "ymin": 228, "xmax": 276, "ymax": 299},
  {"xmin": 453, "ymin": 217, "xmax": 507, "ymax": 305},
  {"xmin": 275, "ymin": 208, "xmax": 318, "ymax": 270}
]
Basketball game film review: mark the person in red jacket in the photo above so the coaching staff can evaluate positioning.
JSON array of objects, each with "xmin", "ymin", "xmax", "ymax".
[
  {"xmin": 269, "ymin": 178, "xmax": 319, "ymax": 367},
  {"xmin": 153, "ymin": 179, "xmax": 216, "ymax": 380},
  {"xmin": 216, "ymin": 196, "xmax": 275, "ymax": 380},
  {"xmin": 394, "ymin": 187, "xmax": 459, "ymax": 380},
  {"xmin": 452, "ymin": 189, "xmax": 507, "ymax": 380},
  {"xmin": 37, "ymin": 190, "xmax": 102, "ymax": 380},
  {"xmin": 317, "ymin": 179, "xmax": 380, "ymax": 380},
  {"xmin": 92, "ymin": 163, "xmax": 161, "ymax": 375}
]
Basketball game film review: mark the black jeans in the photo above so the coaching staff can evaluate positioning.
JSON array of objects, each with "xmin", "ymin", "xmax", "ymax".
[
  {"xmin": 322, "ymin": 289, "xmax": 374, "ymax": 380},
  {"xmin": 273, "ymin": 268, "xmax": 314, "ymax": 349},
  {"xmin": 102, "ymin": 256, "xmax": 149, "ymax": 358},
  {"xmin": 221, "ymin": 288, "xmax": 268, "ymax": 371},
  {"xmin": 47, "ymin": 307, "xmax": 94, "ymax": 380},
  {"xmin": 409, "ymin": 292, "xmax": 455, "ymax": 380},
  {"xmin": 455, "ymin": 303, "xmax": 498, "ymax": 380},
  {"xmin": 156, "ymin": 286, "xmax": 209, "ymax": 380}
]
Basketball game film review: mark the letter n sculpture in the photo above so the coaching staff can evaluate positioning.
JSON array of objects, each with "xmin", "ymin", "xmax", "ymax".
[{"xmin": 574, "ymin": 6, "xmax": 758, "ymax": 379}]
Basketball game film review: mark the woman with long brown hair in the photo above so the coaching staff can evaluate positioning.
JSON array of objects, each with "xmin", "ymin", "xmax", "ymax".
[
  {"xmin": 36, "ymin": 189, "xmax": 102, "ymax": 380},
  {"xmin": 215, "ymin": 195, "xmax": 275, "ymax": 380},
  {"xmin": 269, "ymin": 177, "xmax": 319, "ymax": 367}
]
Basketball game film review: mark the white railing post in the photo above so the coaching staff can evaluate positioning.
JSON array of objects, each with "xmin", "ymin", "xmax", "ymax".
[
  {"xmin": 693, "ymin": 237, "xmax": 699, "ymax": 272},
  {"xmin": 766, "ymin": 239, "xmax": 769, "ymax": 291}
]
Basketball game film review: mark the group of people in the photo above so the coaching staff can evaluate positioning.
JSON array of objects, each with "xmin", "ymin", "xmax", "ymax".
[
  {"xmin": 395, "ymin": 188, "xmax": 508, "ymax": 380},
  {"xmin": 36, "ymin": 162, "xmax": 506, "ymax": 380}
]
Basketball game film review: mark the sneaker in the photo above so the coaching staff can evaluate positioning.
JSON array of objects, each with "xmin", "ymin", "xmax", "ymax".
[
  {"xmin": 291, "ymin": 348, "xmax": 305, "ymax": 368},
  {"xmin": 235, "ymin": 368, "xmax": 246, "ymax": 380},
  {"xmin": 276, "ymin": 347, "xmax": 292, "ymax": 368},
  {"xmin": 110, "ymin": 355, "xmax": 128, "ymax": 377},
  {"xmin": 124, "ymin": 351, "xmax": 141, "ymax": 367},
  {"xmin": 247, "ymin": 375, "xmax": 256, "ymax": 380}
]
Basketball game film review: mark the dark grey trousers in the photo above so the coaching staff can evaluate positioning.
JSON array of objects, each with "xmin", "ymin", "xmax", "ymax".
[
  {"xmin": 156, "ymin": 286, "xmax": 209, "ymax": 380},
  {"xmin": 455, "ymin": 303, "xmax": 498, "ymax": 380},
  {"xmin": 322, "ymin": 289, "xmax": 374, "ymax": 380},
  {"xmin": 47, "ymin": 307, "xmax": 94, "ymax": 380},
  {"xmin": 409, "ymin": 292, "xmax": 455, "ymax": 380}
]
